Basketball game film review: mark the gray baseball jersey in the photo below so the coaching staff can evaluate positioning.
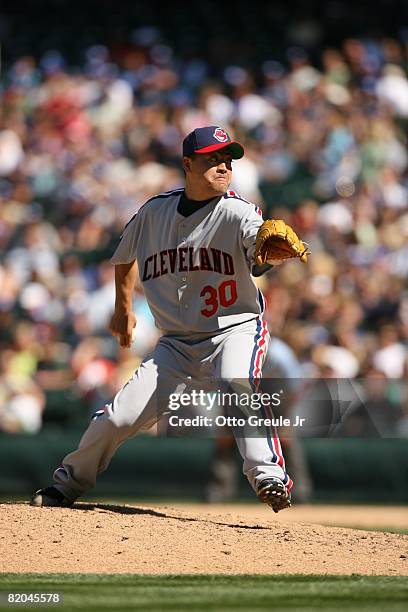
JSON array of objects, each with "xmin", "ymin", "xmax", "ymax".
[{"xmin": 110, "ymin": 188, "xmax": 265, "ymax": 334}]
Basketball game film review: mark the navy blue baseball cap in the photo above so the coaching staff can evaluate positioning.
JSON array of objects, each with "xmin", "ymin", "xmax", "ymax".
[{"xmin": 182, "ymin": 126, "xmax": 244, "ymax": 159}]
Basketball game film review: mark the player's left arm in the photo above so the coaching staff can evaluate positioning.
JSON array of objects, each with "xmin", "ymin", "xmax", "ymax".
[{"xmin": 240, "ymin": 207, "xmax": 278, "ymax": 276}]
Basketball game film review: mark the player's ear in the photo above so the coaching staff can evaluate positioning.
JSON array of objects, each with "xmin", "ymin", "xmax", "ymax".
[{"xmin": 182, "ymin": 155, "xmax": 194, "ymax": 174}]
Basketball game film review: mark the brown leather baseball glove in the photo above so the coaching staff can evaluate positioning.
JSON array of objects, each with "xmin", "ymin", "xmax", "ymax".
[{"xmin": 254, "ymin": 219, "xmax": 309, "ymax": 265}]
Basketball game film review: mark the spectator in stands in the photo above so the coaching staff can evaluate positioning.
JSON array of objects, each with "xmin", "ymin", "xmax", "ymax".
[{"xmin": 0, "ymin": 29, "xmax": 407, "ymax": 435}]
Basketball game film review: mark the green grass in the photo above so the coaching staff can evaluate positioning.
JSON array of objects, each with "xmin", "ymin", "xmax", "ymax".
[{"xmin": 0, "ymin": 575, "xmax": 407, "ymax": 611}]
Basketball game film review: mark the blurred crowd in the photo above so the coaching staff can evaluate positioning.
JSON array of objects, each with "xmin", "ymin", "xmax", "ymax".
[{"xmin": 0, "ymin": 28, "xmax": 407, "ymax": 435}]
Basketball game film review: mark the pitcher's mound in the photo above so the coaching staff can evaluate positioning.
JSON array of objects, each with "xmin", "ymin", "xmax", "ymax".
[{"xmin": 1, "ymin": 503, "xmax": 407, "ymax": 575}]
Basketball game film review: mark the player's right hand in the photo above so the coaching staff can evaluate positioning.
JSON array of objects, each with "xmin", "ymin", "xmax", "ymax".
[{"xmin": 109, "ymin": 310, "xmax": 137, "ymax": 348}]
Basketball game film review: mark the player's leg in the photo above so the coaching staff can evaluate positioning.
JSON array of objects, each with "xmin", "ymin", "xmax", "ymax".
[
  {"xmin": 31, "ymin": 339, "xmax": 187, "ymax": 506},
  {"xmin": 212, "ymin": 318, "xmax": 292, "ymax": 511}
]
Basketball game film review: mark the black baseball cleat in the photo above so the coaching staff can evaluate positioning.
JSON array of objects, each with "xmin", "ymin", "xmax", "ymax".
[
  {"xmin": 30, "ymin": 486, "xmax": 72, "ymax": 508},
  {"xmin": 257, "ymin": 478, "xmax": 291, "ymax": 513}
]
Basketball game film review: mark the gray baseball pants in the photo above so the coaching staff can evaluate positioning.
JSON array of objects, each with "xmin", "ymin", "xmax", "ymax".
[{"xmin": 53, "ymin": 318, "xmax": 291, "ymax": 503}]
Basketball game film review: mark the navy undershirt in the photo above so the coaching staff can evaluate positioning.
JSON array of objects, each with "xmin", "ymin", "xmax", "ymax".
[{"xmin": 177, "ymin": 191, "xmax": 215, "ymax": 217}]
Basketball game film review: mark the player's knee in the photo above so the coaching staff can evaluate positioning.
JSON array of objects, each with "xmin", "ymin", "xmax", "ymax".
[
  {"xmin": 90, "ymin": 405, "xmax": 128, "ymax": 429},
  {"xmin": 106, "ymin": 411, "xmax": 136, "ymax": 429}
]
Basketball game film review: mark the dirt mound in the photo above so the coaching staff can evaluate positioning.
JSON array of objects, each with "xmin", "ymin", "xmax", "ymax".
[{"xmin": 1, "ymin": 503, "xmax": 407, "ymax": 575}]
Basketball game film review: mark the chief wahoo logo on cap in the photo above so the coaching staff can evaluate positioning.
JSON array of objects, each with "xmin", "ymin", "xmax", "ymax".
[{"xmin": 213, "ymin": 128, "xmax": 229, "ymax": 142}]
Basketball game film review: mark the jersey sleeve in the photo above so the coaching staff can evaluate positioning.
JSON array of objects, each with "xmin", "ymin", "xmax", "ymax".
[
  {"xmin": 241, "ymin": 205, "xmax": 263, "ymax": 263},
  {"xmin": 241, "ymin": 205, "xmax": 276, "ymax": 276},
  {"xmin": 110, "ymin": 211, "xmax": 142, "ymax": 264}
]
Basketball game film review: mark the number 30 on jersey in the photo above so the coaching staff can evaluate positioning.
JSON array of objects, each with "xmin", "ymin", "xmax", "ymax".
[{"xmin": 200, "ymin": 280, "xmax": 238, "ymax": 317}]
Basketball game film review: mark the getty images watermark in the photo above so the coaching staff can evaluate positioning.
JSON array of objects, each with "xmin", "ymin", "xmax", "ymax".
[
  {"xmin": 162, "ymin": 377, "xmax": 407, "ymax": 438},
  {"xmin": 167, "ymin": 388, "xmax": 306, "ymax": 430}
]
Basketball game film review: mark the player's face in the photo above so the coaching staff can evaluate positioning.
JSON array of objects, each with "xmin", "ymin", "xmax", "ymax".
[{"xmin": 184, "ymin": 150, "xmax": 233, "ymax": 198}]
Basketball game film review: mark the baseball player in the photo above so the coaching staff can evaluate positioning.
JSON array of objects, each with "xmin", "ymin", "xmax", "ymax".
[{"xmin": 31, "ymin": 126, "xmax": 308, "ymax": 513}]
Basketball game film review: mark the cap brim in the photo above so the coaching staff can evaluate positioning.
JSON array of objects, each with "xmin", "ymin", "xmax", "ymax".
[{"xmin": 194, "ymin": 141, "xmax": 245, "ymax": 159}]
